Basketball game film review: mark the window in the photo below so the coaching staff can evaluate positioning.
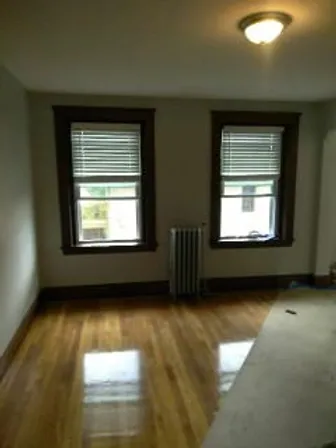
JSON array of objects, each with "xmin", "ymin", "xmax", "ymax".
[
  {"xmin": 241, "ymin": 186, "xmax": 256, "ymax": 213},
  {"xmin": 53, "ymin": 106, "xmax": 156, "ymax": 254},
  {"xmin": 210, "ymin": 111, "xmax": 301, "ymax": 248}
]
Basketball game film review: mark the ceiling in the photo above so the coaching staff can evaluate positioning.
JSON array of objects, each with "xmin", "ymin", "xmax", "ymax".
[{"xmin": 0, "ymin": 0, "xmax": 335, "ymax": 100}]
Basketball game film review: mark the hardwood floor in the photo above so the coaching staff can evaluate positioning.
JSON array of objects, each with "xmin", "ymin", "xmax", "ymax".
[{"xmin": 0, "ymin": 292, "xmax": 274, "ymax": 448}]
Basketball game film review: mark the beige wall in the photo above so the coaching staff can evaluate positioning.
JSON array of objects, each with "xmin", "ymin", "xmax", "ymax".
[
  {"xmin": 314, "ymin": 102, "xmax": 336, "ymax": 276},
  {"xmin": 315, "ymin": 130, "xmax": 336, "ymax": 276},
  {"xmin": 29, "ymin": 93, "xmax": 322, "ymax": 287},
  {"xmin": 0, "ymin": 67, "xmax": 38, "ymax": 356}
]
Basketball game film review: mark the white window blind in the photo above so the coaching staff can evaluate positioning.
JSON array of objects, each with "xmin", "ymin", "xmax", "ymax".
[
  {"xmin": 71, "ymin": 123, "xmax": 141, "ymax": 179},
  {"xmin": 221, "ymin": 126, "xmax": 283, "ymax": 177}
]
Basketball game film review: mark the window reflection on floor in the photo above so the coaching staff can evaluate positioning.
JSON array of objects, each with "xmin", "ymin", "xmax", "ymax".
[
  {"xmin": 218, "ymin": 340, "xmax": 255, "ymax": 393},
  {"xmin": 83, "ymin": 350, "xmax": 141, "ymax": 439}
]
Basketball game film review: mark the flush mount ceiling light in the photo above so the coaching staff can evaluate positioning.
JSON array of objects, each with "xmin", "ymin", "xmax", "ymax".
[{"xmin": 239, "ymin": 12, "xmax": 292, "ymax": 45}]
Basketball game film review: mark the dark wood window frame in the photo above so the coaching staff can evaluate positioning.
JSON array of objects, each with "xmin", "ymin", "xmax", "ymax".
[
  {"xmin": 53, "ymin": 106, "xmax": 157, "ymax": 255},
  {"xmin": 210, "ymin": 111, "xmax": 301, "ymax": 249}
]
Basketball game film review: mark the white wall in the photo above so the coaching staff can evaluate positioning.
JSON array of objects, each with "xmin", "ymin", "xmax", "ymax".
[
  {"xmin": 314, "ymin": 130, "xmax": 336, "ymax": 276},
  {"xmin": 314, "ymin": 101, "xmax": 336, "ymax": 276},
  {"xmin": 0, "ymin": 67, "xmax": 38, "ymax": 356},
  {"xmin": 29, "ymin": 93, "xmax": 322, "ymax": 287}
]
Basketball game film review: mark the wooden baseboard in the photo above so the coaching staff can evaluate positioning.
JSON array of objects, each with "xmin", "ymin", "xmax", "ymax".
[
  {"xmin": 207, "ymin": 274, "xmax": 313, "ymax": 292},
  {"xmin": 39, "ymin": 273, "xmax": 313, "ymax": 302},
  {"xmin": 0, "ymin": 296, "xmax": 39, "ymax": 383},
  {"xmin": 314, "ymin": 275, "xmax": 332, "ymax": 287},
  {"xmin": 39, "ymin": 281, "xmax": 170, "ymax": 302}
]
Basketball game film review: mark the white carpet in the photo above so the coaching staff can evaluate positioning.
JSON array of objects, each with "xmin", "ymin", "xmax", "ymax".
[{"xmin": 203, "ymin": 289, "xmax": 336, "ymax": 448}]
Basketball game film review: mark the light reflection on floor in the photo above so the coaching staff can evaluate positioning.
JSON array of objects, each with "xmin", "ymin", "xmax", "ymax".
[
  {"xmin": 218, "ymin": 340, "xmax": 255, "ymax": 393},
  {"xmin": 82, "ymin": 341, "xmax": 255, "ymax": 442},
  {"xmin": 83, "ymin": 350, "xmax": 141, "ymax": 440}
]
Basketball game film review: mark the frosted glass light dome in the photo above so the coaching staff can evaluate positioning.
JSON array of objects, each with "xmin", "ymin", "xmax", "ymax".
[{"xmin": 239, "ymin": 12, "xmax": 292, "ymax": 45}]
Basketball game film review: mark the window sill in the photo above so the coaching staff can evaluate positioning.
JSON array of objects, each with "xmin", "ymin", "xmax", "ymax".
[
  {"xmin": 61, "ymin": 241, "xmax": 158, "ymax": 255},
  {"xmin": 210, "ymin": 237, "xmax": 294, "ymax": 249}
]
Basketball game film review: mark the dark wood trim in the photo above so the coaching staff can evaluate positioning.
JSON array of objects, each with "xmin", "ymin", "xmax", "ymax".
[
  {"xmin": 314, "ymin": 275, "xmax": 331, "ymax": 287},
  {"xmin": 39, "ymin": 281, "xmax": 170, "ymax": 301},
  {"xmin": 53, "ymin": 106, "xmax": 157, "ymax": 255},
  {"xmin": 210, "ymin": 111, "xmax": 223, "ymax": 247},
  {"xmin": 210, "ymin": 238, "xmax": 294, "ymax": 249},
  {"xmin": 61, "ymin": 242, "xmax": 158, "ymax": 255},
  {"xmin": 210, "ymin": 111, "xmax": 301, "ymax": 249},
  {"xmin": 207, "ymin": 274, "xmax": 313, "ymax": 291},
  {"xmin": 0, "ymin": 296, "xmax": 39, "ymax": 383},
  {"xmin": 39, "ymin": 274, "xmax": 313, "ymax": 302}
]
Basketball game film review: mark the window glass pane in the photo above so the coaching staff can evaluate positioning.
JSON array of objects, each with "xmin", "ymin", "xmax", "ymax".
[
  {"xmin": 108, "ymin": 183, "xmax": 139, "ymax": 198},
  {"xmin": 77, "ymin": 199, "xmax": 139, "ymax": 243},
  {"xmin": 220, "ymin": 196, "xmax": 276, "ymax": 239},
  {"xmin": 242, "ymin": 186, "xmax": 255, "ymax": 213},
  {"xmin": 77, "ymin": 182, "xmax": 138, "ymax": 199},
  {"xmin": 222, "ymin": 180, "xmax": 274, "ymax": 196}
]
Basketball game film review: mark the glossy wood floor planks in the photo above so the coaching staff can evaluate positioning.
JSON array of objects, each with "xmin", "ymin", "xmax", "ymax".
[{"xmin": 0, "ymin": 292, "xmax": 273, "ymax": 448}]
